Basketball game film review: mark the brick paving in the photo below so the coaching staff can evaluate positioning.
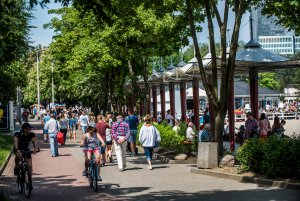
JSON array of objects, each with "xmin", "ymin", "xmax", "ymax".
[{"xmin": 0, "ymin": 121, "xmax": 299, "ymax": 201}]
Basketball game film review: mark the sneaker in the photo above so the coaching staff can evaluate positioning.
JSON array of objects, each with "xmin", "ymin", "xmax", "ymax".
[
  {"xmin": 101, "ymin": 162, "xmax": 105, "ymax": 167},
  {"xmin": 118, "ymin": 168, "xmax": 124, "ymax": 172},
  {"xmin": 82, "ymin": 170, "xmax": 87, "ymax": 176},
  {"xmin": 97, "ymin": 176, "xmax": 102, "ymax": 181},
  {"xmin": 14, "ymin": 166, "xmax": 19, "ymax": 175}
]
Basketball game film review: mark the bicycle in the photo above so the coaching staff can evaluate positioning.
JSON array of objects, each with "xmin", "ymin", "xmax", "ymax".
[
  {"xmin": 86, "ymin": 150, "xmax": 98, "ymax": 192},
  {"xmin": 16, "ymin": 149, "xmax": 39, "ymax": 198}
]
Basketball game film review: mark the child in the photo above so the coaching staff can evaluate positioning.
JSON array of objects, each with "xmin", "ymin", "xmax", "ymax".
[{"xmin": 80, "ymin": 123, "xmax": 104, "ymax": 181}]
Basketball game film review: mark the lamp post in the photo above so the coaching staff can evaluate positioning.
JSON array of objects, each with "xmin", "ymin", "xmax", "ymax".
[
  {"xmin": 36, "ymin": 50, "xmax": 40, "ymax": 119},
  {"xmin": 51, "ymin": 61, "xmax": 55, "ymax": 108}
]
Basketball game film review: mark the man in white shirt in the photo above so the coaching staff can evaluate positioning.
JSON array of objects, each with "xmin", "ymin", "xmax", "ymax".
[
  {"xmin": 79, "ymin": 111, "xmax": 89, "ymax": 134},
  {"xmin": 186, "ymin": 122, "xmax": 196, "ymax": 141},
  {"xmin": 44, "ymin": 114, "xmax": 61, "ymax": 157}
]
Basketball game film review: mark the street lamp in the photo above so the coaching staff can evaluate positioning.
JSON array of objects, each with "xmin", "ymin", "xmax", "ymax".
[
  {"xmin": 36, "ymin": 49, "xmax": 40, "ymax": 119},
  {"xmin": 51, "ymin": 61, "xmax": 55, "ymax": 108}
]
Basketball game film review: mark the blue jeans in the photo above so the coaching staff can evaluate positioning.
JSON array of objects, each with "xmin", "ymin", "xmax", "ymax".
[
  {"xmin": 49, "ymin": 134, "xmax": 58, "ymax": 156},
  {"xmin": 143, "ymin": 147, "xmax": 154, "ymax": 161}
]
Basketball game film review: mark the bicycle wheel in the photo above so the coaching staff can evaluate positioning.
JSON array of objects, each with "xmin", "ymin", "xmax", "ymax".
[
  {"xmin": 23, "ymin": 168, "xmax": 32, "ymax": 198},
  {"xmin": 92, "ymin": 164, "xmax": 98, "ymax": 192},
  {"xmin": 88, "ymin": 167, "xmax": 93, "ymax": 188},
  {"xmin": 17, "ymin": 172, "xmax": 23, "ymax": 194}
]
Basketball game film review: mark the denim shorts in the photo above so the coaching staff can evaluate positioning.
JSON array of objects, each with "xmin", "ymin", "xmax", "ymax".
[
  {"xmin": 99, "ymin": 145, "xmax": 106, "ymax": 154},
  {"xmin": 128, "ymin": 130, "xmax": 137, "ymax": 142}
]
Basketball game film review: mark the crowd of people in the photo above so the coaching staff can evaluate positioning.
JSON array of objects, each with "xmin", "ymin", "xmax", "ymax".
[
  {"xmin": 13, "ymin": 103, "xmax": 291, "ymax": 189},
  {"xmin": 36, "ymin": 107, "xmax": 161, "ymax": 182}
]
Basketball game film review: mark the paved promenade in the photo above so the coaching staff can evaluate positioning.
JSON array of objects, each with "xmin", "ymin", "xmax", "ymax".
[{"xmin": 0, "ymin": 121, "xmax": 299, "ymax": 201}]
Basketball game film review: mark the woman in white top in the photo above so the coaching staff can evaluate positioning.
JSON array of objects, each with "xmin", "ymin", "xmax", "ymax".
[{"xmin": 139, "ymin": 115, "xmax": 161, "ymax": 170}]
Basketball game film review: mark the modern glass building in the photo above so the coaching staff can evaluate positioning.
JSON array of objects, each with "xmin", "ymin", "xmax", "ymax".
[{"xmin": 258, "ymin": 35, "xmax": 300, "ymax": 55}]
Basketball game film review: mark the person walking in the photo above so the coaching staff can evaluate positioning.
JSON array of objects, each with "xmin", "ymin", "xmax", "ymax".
[
  {"xmin": 68, "ymin": 113, "xmax": 77, "ymax": 143},
  {"xmin": 79, "ymin": 111, "xmax": 89, "ymax": 135},
  {"xmin": 259, "ymin": 113, "xmax": 271, "ymax": 140},
  {"xmin": 105, "ymin": 118, "xmax": 113, "ymax": 163},
  {"xmin": 244, "ymin": 112, "xmax": 258, "ymax": 139},
  {"xmin": 44, "ymin": 113, "xmax": 61, "ymax": 157},
  {"xmin": 125, "ymin": 109, "xmax": 139, "ymax": 156},
  {"xmin": 96, "ymin": 115, "xmax": 110, "ymax": 166},
  {"xmin": 59, "ymin": 114, "xmax": 68, "ymax": 145},
  {"xmin": 42, "ymin": 111, "xmax": 50, "ymax": 143},
  {"xmin": 139, "ymin": 115, "xmax": 161, "ymax": 170},
  {"xmin": 111, "ymin": 115, "xmax": 130, "ymax": 171},
  {"xmin": 272, "ymin": 116, "xmax": 284, "ymax": 138}
]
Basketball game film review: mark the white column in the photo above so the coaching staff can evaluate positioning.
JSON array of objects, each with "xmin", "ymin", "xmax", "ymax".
[{"xmin": 9, "ymin": 101, "xmax": 14, "ymax": 131}]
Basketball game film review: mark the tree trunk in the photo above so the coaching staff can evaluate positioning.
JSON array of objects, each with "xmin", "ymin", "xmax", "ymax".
[{"xmin": 213, "ymin": 109, "xmax": 226, "ymax": 157}]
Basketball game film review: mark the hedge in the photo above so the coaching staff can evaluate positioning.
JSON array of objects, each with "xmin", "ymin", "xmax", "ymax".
[{"xmin": 236, "ymin": 136, "xmax": 300, "ymax": 178}]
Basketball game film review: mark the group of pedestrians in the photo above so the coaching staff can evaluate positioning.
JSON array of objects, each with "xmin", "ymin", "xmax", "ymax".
[
  {"xmin": 39, "ymin": 107, "xmax": 162, "ymax": 182},
  {"xmin": 242, "ymin": 111, "xmax": 286, "ymax": 143}
]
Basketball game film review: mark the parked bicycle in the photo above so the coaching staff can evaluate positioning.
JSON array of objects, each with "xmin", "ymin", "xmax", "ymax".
[
  {"xmin": 86, "ymin": 149, "xmax": 98, "ymax": 192},
  {"xmin": 16, "ymin": 149, "xmax": 39, "ymax": 198}
]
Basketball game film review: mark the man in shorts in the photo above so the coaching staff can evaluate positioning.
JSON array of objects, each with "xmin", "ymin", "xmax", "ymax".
[{"xmin": 125, "ymin": 109, "xmax": 139, "ymax": 156}]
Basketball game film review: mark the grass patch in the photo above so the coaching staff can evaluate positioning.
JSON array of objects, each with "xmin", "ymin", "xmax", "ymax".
[{"xmin": 0, "ymin": 134, "xmax": 13, "ymax": 168}]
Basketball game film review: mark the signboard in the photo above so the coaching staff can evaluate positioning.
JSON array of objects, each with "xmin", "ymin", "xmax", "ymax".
[{"xmin": 0, "ymin": 105, "xmax": 9, "ymax": 130}]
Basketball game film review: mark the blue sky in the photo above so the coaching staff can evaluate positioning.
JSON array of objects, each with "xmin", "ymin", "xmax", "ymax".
[
  {"xmin": 29, "ymin": 2, "xmax": 250, "ymax": 47},
  {"xmin": 29, "ymin": 2, "xmax": 61, "ymax": 47}
]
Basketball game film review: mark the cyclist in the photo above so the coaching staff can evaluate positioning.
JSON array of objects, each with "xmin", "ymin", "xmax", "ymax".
[
  {"xmin": 13, "ymin": 123, "xmax": 39, "ymax": 189},
  {"xmin": 80, "ymin": 123, "xmax": 105, "ymax": 181}
]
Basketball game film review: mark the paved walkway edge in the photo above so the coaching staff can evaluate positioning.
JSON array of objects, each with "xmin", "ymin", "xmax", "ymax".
[
  {"xmin": 153, "ymin": 153, "xmax": 197, "ymax": 164},
  {"xmin": 0, "ymin": 148, "xmax": 13, "ymax": 177},
  {"xmin": 190, "ymin": 168, "xmax": 300, "ymax": 190}
]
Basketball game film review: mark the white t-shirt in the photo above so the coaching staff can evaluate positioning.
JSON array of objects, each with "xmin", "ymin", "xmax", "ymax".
[
  {"xmin": 79, "ymin": 115, "xmax": 89, "ymax": 126},
  {"xmin": 186, "ymin": 127, "xmax": 195, "ymax": 141}
]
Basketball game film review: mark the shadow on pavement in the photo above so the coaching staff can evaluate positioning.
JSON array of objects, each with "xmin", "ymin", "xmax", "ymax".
[{"xmin": 1, "ymin": 171, "xmax": 299, "ymax": 201}]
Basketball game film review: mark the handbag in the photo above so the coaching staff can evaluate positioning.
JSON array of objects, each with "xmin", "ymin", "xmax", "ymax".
[
  {"xmin": 57, "ymin": 132, "xmax": 64, "ymax": 144},
  {"xmin": 153, "ymin": 126, "xmax": 159, "ymax": 147}
]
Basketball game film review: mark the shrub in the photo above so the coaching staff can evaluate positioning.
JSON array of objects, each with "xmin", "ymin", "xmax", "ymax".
[
  {"xmin": 236, "ymin": 136, "xmax": 300, "ymax": 178},
  {"xmin": 137, "ymin": 120, "xmax": 197, "ymax": 153}
]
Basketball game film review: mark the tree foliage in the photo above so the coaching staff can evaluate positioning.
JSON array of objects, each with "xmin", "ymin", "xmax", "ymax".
[
  {"xmin": 259, "ymin": 0, "xmax": 300, "ymax": 34},
  {"xmin": 0, "ymin": 0, "xmax": 31, "ymax": 103}
]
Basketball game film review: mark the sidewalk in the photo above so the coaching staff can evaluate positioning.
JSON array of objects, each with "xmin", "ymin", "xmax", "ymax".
[
  {"xmin": 0, "ymin": 121, "xmax": 299, "ymax": 201},
  {"xmin": 0, "ymin": 121, "xmax": 123, "ymax": 201}
]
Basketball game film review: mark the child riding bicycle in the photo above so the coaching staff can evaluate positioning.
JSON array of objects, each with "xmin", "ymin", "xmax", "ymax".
[{"xmin": 80, "ymin": 122, "xmax": 105, "ymax": 181}]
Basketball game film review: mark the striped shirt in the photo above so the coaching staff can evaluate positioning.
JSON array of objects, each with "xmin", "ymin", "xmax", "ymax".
[{"xmin": 111, "ymin": 121, "xmax": 130, "ymax": 141}]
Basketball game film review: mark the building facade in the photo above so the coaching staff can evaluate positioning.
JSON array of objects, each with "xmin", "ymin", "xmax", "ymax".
[{"xmin": 258, "ymin": 35, "xmax": 300, "ymax": 55}]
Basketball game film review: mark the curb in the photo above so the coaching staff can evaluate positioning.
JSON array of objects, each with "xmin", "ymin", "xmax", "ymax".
[
  {"xmin": 0, "ymin": 148, "xmax": 13, "ymax": 177},
  {"xmin": 153, "ymin": 153, "xmax": 197, "ymax": 164},
  {"xmin": 190, "ymin": 168, "xmax": 300, "ymax": 190}
]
